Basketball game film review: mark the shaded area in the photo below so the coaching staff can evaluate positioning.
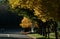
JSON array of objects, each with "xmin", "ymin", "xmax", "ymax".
[
  {"xmin": 0, "ymin": 11, "xmax": 23, "ymax": 28},
  {"xmin": 0, "ymin": 1, "xmax": 23, "ymax": 29}
]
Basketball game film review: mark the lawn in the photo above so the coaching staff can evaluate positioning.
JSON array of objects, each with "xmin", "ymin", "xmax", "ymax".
[{"xmin": 27, "ymin": 33, "xmax": 60, "ymax": 39}]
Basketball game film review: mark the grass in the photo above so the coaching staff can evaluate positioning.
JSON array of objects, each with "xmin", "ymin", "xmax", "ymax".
[
  {"xmin": 27, "ymin": 34, "xmax": 45, "ymax": 38},
  {"xmin": 27, "ymin": 33, "xmax": 60, "ymax": 39}
]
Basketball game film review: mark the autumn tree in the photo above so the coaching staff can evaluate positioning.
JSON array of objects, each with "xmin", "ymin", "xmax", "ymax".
[
  {"xmin": 40, "ymin": 0, "xmax": 59, "ymax": 39},
  {"xmin": 8, "ymin": 0, "xmax": 59, "ymax": 38}
]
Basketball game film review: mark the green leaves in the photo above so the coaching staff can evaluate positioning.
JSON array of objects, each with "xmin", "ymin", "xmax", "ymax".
[{"xmin": 13, "ymin": 7, "xmax": 35, "ymax": 20}]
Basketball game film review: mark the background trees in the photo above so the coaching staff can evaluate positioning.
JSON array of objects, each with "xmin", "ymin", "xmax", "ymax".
[
  {"xmin": 0, "ymin": 0, "xmax": 59, "ymax": 38},
  {"xmin": 0, "ymin": 0, "xmax": 59, "ymax": 29},
  {"xmin": 8, "ymin": 0, "xmax": 60, "ymax": 28}
]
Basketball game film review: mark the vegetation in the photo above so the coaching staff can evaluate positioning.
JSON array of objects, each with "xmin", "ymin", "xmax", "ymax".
[
  {"xmin": 8, "ymin": 0, "xmax": 60, "ymax": 27},
  {"xmin": 0, "ymin": 0, "xmax": 60, "ymax": 39}
]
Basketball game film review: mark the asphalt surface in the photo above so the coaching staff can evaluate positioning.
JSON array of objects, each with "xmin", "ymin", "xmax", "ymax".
[
  {"xmin": 0, "ymin": 34, "xmax": 32, "ymax": 39},
  {"xmin": 0, "ymin": 28, "xmax": 33, "ymax": 39}
]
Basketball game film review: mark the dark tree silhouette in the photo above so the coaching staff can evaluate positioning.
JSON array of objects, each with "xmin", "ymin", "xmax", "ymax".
[
  {"xmin": 34, "ymin": 19, "xmax": 44, "ymax": 35},
  {"xmin": 53, "ymin": 21, "xmax": 58, "ymax": 39},
  {"xmin": 44, "ymin": 19, "xmax": 58, "ymax": 39}
]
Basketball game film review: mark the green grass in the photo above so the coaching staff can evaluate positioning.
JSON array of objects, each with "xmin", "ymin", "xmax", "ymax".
[
  {"xmin": 27, "ymin": 34, "xmax": 45, "ymax": 38},
  {"xmin": 27, "ymin": 33, "xmax": 57, "ymax": 39}
]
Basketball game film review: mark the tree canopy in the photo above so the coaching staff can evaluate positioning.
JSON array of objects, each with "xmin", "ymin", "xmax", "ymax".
[
  {"xmin": 8, "ymin": 0, "xmax": 60, "ymax": 21},
  {"xmin": 1, "ymin": 0, "xmax": 59, "ymax": 28}
]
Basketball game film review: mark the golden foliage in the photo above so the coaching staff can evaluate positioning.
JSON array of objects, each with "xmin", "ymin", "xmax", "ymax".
[
  {"xmin": 8, "ymin": 0, "xmax": 49, "ymax": 28},
  {"xmin": 8, "ymin": 0, "xmax": 47, "ymax": 22},
  {"xmin": 8, "ymin": 0, "xmax": 20, "ymax": 8},
  {"xmin": 20, "ymin": 17, "xmax": 32, "ymax": 28},
  {"xmin": 8, "ymin": 0, "xmax": 41, "ymax": 28},
  {"xmin": 8, "ymin": 0, "xmax": 60, "ymax": 21},
  {"xmin": 20, "ymin": 17, "xmax": 39, "ymax": 28},
  {"xmin": 9, "ymin": 0, "xmax": 59, "ymax": 28}
]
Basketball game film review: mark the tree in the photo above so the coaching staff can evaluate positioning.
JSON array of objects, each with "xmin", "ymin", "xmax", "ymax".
[
  {"xmin": 8, "ymin": 0, "xmax": 59, "ymax": 38},
  {"xmin": 40, "ymin": 0, "xmax": 59, "ymax": 21}
]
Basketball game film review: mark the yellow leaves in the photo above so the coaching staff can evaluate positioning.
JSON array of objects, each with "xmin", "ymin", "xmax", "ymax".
[
  {"xmin": 34, "ymin": 8, "xmax": 41, "ymax": 16},
  {"xmin": 8, "ymin": 0, "xmax": 49, "ymax": 25},
  {"xmin": 9, "ymin": 0, "xmax": 20, "ymax": 8},
  {"xmin": 8, "ymin": 0, "xmax": 41, "ymax": 9},
  {"xmin": 20, "ymin": 17, "xmax": 32, "ymax": 28},
  {"xmin": 8, "ymin": 0, "xmax": 42, "ymax": 15},
  {"xmin": 20, "ymin": 17, "xmax": 39, "ymax": 28},
  {"xmin": 26, "ymin": 1, "xmax": 29, "ymax": 4}
]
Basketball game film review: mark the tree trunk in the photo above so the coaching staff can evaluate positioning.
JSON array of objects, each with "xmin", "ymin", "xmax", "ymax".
[
  {"xmin": 31, "ymin": 22, "xmax": 34, "ymax": 33},
  {"xmin": 55, "ymin": 27, "xmax": 58, "ymax": 39}
]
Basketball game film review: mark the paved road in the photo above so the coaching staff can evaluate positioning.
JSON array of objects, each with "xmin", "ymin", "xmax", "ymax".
[
  {"xmin": 0, "ymin": 34, "xmax": 32, "ymax": 39},
  {"xmin": 0, "ymin": 28, "xmax": 33, "ymax": 39}
]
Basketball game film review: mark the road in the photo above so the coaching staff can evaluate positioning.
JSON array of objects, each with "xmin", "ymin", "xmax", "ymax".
[
  {"xmin": 0, "ymin": 34, "xmax": 32, "ymax": 39},
  {"xmin": 0, "ymin": 28, "xmax": 34, "ymax": 39}
]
